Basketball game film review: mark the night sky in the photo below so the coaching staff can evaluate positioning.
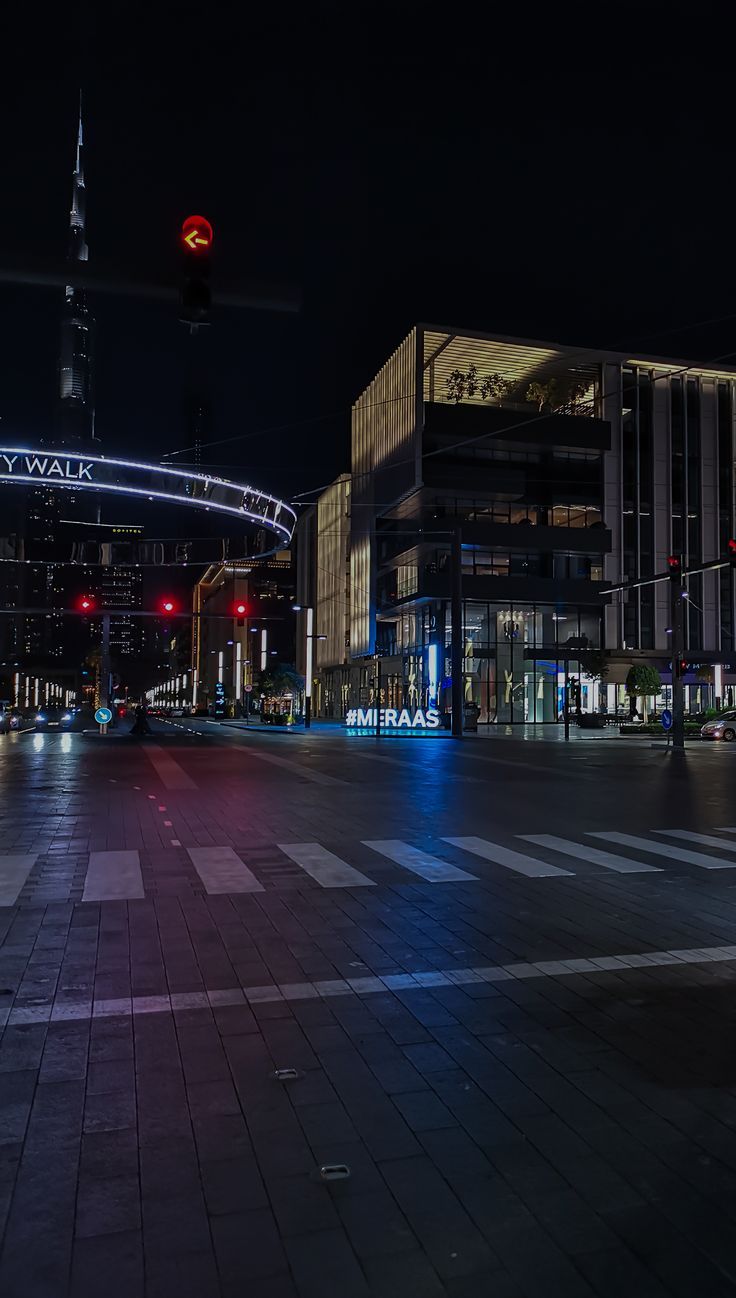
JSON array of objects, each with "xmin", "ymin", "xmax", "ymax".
[{"xmin": 2, "ymin": 19, "xmax": 734, "ymax": 514}]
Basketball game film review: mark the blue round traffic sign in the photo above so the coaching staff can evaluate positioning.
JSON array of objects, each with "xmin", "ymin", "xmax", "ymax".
[
  {"xmin": 95, "ymin": 707, "xmax": 113, "ymax": 725},
  {"xmin": 661, "ymin": 709, "xmax": 673, "ymax": 731}
]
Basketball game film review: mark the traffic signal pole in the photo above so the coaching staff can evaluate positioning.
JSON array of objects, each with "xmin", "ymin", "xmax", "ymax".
[
  {"xmin": 451, "ymin": 524, "xmax": 464, "ymax": 739},
  {"xmin": 100, "ymin": 613, "xmax": 111, "ymax": 715},
  {"xmin": 670, "ymin": 568, "xmax": 686, "ymax": 751}
]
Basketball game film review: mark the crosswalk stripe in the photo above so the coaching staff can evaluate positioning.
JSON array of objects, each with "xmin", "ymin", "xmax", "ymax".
[
  {"xmin": 187, "ymin": 846, "xmax": 265, "ymax": 894},
  {"xmin": 521, "ymin": 834, "xmax": 662, "ymax": 874},
  {"xmin": 143, "ymin": 744, "xmax": 197, "ymax": 790},
  {"xmin": 83, "ymin": 850, "xmax": 144, "ymax": 902},
  {"xmin": 589, "ymin": 832, "xmax": 736, "ymax": 870},
  {"xmin": 0, "ymin": 855, "xmax": 38, "ymax": 906},
  {"xmin": 241, "ymin": 748, "xmax": 347, "ymax": 786},
  {"xmin": 653, "ymin": 830, "xmax": 736, "ymax": 853},
  {"xmin": 364, "ymin": 840, "xmax": 478, "ymax": 883},
  {"xmin": 442, "ymin": 836, "xmax": 572, "ymax": 878},
  {"xmin": 277, "ymin": 843, "xmax": 375, "ymax": 887}
]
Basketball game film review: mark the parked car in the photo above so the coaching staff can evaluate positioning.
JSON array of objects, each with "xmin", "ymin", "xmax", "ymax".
[
  {"xmin": 0, "ymin": 709, "xmax": 23, "ymax": 733},
  {"xmin": 701, "ymin": 712, "xmax": 736, "ymax": 741}
]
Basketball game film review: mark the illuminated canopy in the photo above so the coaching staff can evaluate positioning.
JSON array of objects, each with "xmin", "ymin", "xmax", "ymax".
[{"xmin": 0, "ymin": 447, "xmax": 295, "ymax": 549}]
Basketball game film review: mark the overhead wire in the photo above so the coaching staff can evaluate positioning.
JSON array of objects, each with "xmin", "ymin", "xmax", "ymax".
[{"xmin": 158, "ymin": 307, "xmax": 736, "ymax": 469}]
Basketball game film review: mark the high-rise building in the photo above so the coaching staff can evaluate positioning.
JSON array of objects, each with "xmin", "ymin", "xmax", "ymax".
[
  {"xmin": 18, "ymin": 99, "xmax": 98, "ymax": 684},
  {"xmin": 58, "ymin": 96, "xmax": 95, "ymax": 446},
  {"xmin": 99, "ymin": 526, "xmax": 145, "ymax": 659}
]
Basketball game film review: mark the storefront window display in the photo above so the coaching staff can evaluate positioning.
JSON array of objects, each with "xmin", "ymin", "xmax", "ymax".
[{"xmin": 455, "ymin": 600, "xmax": 603, "ymax": 724}]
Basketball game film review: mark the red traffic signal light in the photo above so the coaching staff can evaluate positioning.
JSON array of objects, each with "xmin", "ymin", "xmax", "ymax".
[
  {"xmin": 728, "ymin": 539, "xmax": 736, "ymax": 562},
  {"xmin": 181, "ymin": 214, "xmax": 213, "ymax": 254},
  {"xmin": 667, "ymin": 555, "xmax": 682, "ymax": 573},
  {"xmin": 78, "ymin": 594, "xmax": 95, "ymax": 612},
  {"xmin": 233, "ymin": 599, "xmax": 247, "ymax": 626},
  {"xmin": 160, "ymin": 598, "xmax": 176, "ymax": 614}
]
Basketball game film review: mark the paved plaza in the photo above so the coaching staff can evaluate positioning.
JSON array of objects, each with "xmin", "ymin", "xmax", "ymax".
[{"xmin": 2, "ymin": 721, "xmax": 736, "ymax": 1296}]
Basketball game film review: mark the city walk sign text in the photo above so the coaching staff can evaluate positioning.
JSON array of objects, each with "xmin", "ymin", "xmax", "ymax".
[
  {"xmin": 345, "ymin": 707, "xmax": 442, "ymax": 729},
  {"xmin": 0, "ymin": 455, "xmax": 94, "ymax": 481}
]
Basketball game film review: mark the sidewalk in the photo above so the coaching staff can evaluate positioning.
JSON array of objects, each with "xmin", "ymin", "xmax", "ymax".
[{"xmin": 221, "ymin": 718, "xmax": 658, "ymax": 744}]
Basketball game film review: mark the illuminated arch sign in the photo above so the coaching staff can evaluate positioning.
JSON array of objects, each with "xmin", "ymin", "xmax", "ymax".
[{"xmin": 0, "ymin": 448, "xmax": 295, "ymax": 546}]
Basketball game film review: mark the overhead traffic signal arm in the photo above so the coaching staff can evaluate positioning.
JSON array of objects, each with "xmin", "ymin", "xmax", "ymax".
[{"xmin": 0, "ymin": 256, "xmax": 299, "ymax": 313}]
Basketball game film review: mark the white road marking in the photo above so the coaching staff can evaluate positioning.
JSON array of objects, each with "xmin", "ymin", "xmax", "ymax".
[
  {"xmin": 653, "ymin": 830, "xmax": 736, "ymax": 853},
  {"xmin": 522, "ymin": 834, "xmax": 662, "ymax": 874},
  {"xmin": 14, "ymin": 941, "xmax": 736, "ymax": 1025},
  {"xmin": 143, "ymin": 744, "xmax": 197, "ymax": 790},
  {"xmin": 365, "ymin": 840, "xmax": 478, "ymax": 882},
  {"xmin": 590, "ymin": 832, "xmax": 736, "ymax": 870},
  {"xmin": 354, "ymin": 751, "xmax": 484, "ymax": 783},
  {"xmin": 277, "ymin": 843, "xmax": 375, "ymax": 887},
  {"xmin": 442, "ymin": 836, "xmax": 572, "ymax": 878},
  {"xmin": 0, "ymin": 855, "xmax": 38, "ymax": 906},
  {"xmin": 83, "ymin": 850, "xmax": 144, "ymax": 902},
  {"xmin": 187, "ymin": 846, "xmax": 264, "ymax": 894},
  {"xmin": 245, "ymin": 749, "xmax": 347, "ymax": 786}
]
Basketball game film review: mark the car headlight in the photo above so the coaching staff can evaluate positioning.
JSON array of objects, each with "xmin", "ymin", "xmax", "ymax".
[
  {"xmin": 62, "ymin": 713, "xmax": 72, "ymax": 722},
  {"xmin": 36, "ymin": 714, "xmax": 46, "ymax": 722}
]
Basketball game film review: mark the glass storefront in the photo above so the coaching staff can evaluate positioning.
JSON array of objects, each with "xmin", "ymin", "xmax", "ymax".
[{"xmin": 453, "ymin": 601, "xmax": 601, "ymax": 723}]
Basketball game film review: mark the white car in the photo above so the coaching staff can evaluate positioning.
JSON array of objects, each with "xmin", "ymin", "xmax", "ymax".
[{"xmin": 701, "ymin": 712, "xmax": 736, "ymax": 741}]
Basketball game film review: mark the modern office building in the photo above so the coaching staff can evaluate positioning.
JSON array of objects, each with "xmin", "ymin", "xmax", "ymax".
[
  {"xmin": 305, "ymin": 325, "xmax": 736, "ymax": 723},
  {"xmin": 164, "ymin": 551, "xmax": 296, "ymax": 713},
  {"xmin": 294, "ymin": 476, "xmax": 352, "ymax": 717}
]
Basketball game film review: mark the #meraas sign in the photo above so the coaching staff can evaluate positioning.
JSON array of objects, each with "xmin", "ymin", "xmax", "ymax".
[
  {"xmin": 345, "ymin": 707, "xmax": 441, "ymax": 729},
  {"xmin": 0, "ymin": 455, "xmax": 94, "ymax": 481}
]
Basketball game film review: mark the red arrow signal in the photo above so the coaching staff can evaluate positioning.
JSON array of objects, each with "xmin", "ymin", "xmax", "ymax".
[{"xmin": 181, "ymin": 214, "xmax": 213, "ymax": 254}]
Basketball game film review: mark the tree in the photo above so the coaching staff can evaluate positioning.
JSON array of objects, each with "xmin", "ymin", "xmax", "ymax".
[
  {"xmin": 577, "ymin": 649, "xmax": 609, "ymax": 682},
  {"xmin": 445, "ymin": 367, "xmax": 515, "ymax": 405},
  {"xmin": 625, "ymin": 664, "xmax": 661, "ymax": 722},
  {"xmin": 257, "ymin": 664, "xmax": 304, "ymax": 700},
  {"xmin": 526, "ymin": 376, "xmax": 591, "ymax": 414}
]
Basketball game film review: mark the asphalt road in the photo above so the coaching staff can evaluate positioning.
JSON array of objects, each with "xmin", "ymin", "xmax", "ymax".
[{"xmin": 2, "ymin": 721, "xmax": 736, "ymax": 1297}]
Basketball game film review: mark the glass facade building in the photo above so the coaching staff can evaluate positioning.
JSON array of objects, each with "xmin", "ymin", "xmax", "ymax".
[{"xmin": 305, "ymin": 327, "xmax": 736, "ymax": 724}]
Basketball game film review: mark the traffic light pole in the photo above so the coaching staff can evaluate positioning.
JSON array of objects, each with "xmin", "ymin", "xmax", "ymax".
[
  {"xmin": 451, "ymin": 524, "xmax": 464, "ymax": 739},
  {"xmin": 100, "ymin": 614, "xmax": 111, "ymax": 715},
  {"xmin": 670, "ymin": 570, "xmax": 686, "ymax": 751}
]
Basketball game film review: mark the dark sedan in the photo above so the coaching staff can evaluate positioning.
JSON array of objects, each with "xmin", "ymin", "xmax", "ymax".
[{"xmin": 35, "ymin": 708, "xmax": 76, "ymax": 732}]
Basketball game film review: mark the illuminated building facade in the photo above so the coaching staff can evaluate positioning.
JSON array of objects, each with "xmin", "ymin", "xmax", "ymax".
[
  {"xmin": 14, "ymin": 101, "xmax": 97, "ymax": 688},
  {"xmin": 306, "ymin": 325, "xmax": 736, "ymax": 723},
  {"xmin": 157, "ymin": 551, "xmax": 296, "ymax": 713}
]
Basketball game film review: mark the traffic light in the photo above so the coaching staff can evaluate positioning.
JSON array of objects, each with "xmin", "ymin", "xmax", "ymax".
[
  {"xmin": 77, "ymin": 594, "xmax": 95, "ymax": 612},
  {"xmin": 728, "ymin": 539, "xmax": 736, "ymax": 564},
  {"xmin": 667, "ymin": 554, "xmax": 682, "ymax": 574},
  {"xmin": 233, "ymin": 600, "xmax": 247, "ymax": 627},
  {"xmin": 180, "ymin": 214, "xmax": 213, "ymax": 326},
  {"xmin": 160, "ymin": 598, "xmax": 177, "ymax": 615}
]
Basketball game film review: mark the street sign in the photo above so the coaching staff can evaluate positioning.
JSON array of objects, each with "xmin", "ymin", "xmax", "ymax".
[
  {"xmin": 244, "ymin": 684, "xmax": 253, "ymax": 693},
  {"xmin": 661, "ymin": 709, "xmax": 673, "ymax": 731},
  {"xmin": 95, "ymin": 706, "xmax": 112, "ymax": 735}
]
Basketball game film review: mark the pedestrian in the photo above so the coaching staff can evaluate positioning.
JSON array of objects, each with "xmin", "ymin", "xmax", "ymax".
[{"xmin": 130, "ymin": 702, "xmax": 151, "ymax": 737}]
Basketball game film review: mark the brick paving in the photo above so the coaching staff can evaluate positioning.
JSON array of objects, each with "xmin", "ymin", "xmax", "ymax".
[{"xmin": 2, "ymin": 727, "xmax": 736, "ymax": 1295}]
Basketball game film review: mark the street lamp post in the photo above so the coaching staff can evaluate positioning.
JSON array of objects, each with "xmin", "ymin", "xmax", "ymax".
[
  {"xmin": 305, "ymin": 606, "xmax": 314, "ymax": 728},
  {"xmin": 292, "ymin": 606, "xmax": 326, "ymax": 729}
]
